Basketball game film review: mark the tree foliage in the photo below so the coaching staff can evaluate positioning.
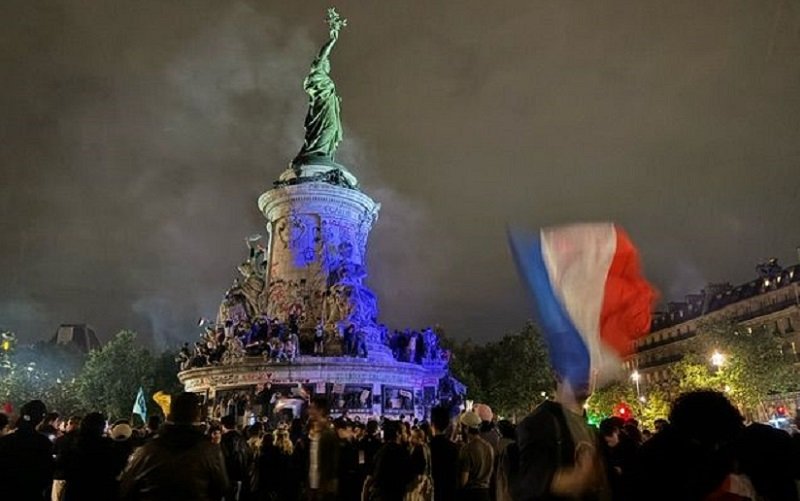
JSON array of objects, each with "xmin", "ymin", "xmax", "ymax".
[
  {"xmin": 0, "ymin": 333, "xmax": 85, "ymax": 415},
  {"xmin": 76, "ymin": 330, "xmax": 156, "ymax": 420},
  {"xmin": 1, "ymin": 329, "xmax": 186, "ymax": 420},
  {"xmin": 152, "ymin": 350, "xmax": 184, "ymax": 397},
  {"xmin": 670, "ymin": 318, "xmax": 800, "ymax": 417},
  {"xmin": 587, "ymin": 381, "xmax": 670, "ymax": 429},
  {"xmin": 446, "ymin": 322, "xmax": 554, "ymax": 419}
]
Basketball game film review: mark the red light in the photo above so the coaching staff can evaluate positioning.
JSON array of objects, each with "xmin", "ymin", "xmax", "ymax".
[{"xmin": 777, "ymin": 406, "xmax": 786, "ymax": 416}]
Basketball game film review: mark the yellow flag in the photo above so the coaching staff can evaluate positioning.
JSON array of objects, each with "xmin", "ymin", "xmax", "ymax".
[{"xmin": 152, "ymin": 391, "xmax": 171, "ymax": 417}]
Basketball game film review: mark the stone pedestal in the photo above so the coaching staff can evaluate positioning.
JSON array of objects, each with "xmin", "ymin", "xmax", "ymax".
[{"xmin": 257, "ymin": 163, "xmax": 391, "ymax": 360}]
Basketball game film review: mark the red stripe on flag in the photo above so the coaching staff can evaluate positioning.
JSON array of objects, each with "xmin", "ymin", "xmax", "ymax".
[{"xmin": 599, "ymin": 226, "xmax": 657, "ymax": 357}]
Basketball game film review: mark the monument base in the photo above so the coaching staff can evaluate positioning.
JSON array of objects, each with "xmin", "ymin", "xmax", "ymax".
[{"xmin": 179, "ymin": 355, "xmax": 452, "ymax": 421}]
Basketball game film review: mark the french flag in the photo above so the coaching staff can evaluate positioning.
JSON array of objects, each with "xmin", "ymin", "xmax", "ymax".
[{"xmin": 509, "ymin": 223, "xmax": 656, "ymax": 388}]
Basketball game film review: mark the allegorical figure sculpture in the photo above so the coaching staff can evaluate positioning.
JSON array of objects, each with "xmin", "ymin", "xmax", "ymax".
[{"xmin": 293, "ymin": 8, "xmax": 347, "ymax": 167}]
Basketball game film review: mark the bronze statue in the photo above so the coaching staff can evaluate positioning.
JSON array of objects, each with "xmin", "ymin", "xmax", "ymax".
[{"xmin": 293, "ymin": 8, "xmax": 347, "ymax": 167}]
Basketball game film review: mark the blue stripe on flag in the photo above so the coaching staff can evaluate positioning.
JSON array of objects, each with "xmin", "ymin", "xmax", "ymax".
[{"xmin": 509, "ymin": 230, "xmax": 591, "ymax": 387}]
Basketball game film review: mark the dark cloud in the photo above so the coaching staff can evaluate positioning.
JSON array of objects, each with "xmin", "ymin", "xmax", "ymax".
[{"xmin": 2, "ymin": 1, "xmax": 799, "ymax": 346}]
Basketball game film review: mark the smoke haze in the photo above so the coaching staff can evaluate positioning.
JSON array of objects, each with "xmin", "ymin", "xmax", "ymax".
[{"xmin": 1, "ymin": 1, "xmax": 799, "ymax": 346}]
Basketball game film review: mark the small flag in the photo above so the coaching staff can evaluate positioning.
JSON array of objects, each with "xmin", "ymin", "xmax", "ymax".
[
  {"xmin": 509, "ymin": 223, "xmax": 656, "ymax": 388},
  {"xmin": 133, "ymin": 386, "xmax": 147, "ymax": 421},
  {"xmin": 152, "ymin": 391, "xmax": 171, "ymax": 417}
]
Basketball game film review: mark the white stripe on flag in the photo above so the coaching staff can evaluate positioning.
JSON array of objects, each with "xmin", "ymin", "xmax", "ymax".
[{"xmin": 540, "ymin": 223, "xmax": 617, "ymax": 378}]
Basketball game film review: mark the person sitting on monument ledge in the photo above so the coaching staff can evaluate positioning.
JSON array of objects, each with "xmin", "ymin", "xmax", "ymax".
[
  {"xmin": 352, "ymin": 330, "xmax": 367, "ymax": 358},
  {"xmin": 288, "ymin": 314, "xmax": 300, "ymax": 335},
  {"xmin": 176, "ymin": 343, "xmax": 192, "ymax": 370},
  {"xmin": 314, "ymin": 322, "xmax": 326, "ymax": 355},
  {"xmin": 266, "ymin": 336, "xmax": 281, "ymax": 361},
  {"xmin": 343, "ymin": 324, "xmax": 356, "ymax": 356},
  {"xmin": 415, "ymin": 332, "xmax": 426, "ymax": 364},
  {"xmin": 287, "ymin": 329, "xmax": 300, "ymax": 358},
  {"xmin": 397, "ymin": 330, "xmax": 410, "ymax": 362}
]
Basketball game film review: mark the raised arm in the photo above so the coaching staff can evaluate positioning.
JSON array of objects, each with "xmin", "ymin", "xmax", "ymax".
[
  {"xmin": 316, "ymin": 31, "xmax": 338, "ymax": 63},
  {"xmin": 316, "ymin": 7, "xmax": 346, "ymax": 62}
]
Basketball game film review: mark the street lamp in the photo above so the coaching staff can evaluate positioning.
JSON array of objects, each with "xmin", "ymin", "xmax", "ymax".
[
  {"xmin": 711, "ymin": 350, "xmax": 726, "ymax": 368},
  {"xmin": 631, "ymin": 370, "xmax": 641, "ymax": 398}
]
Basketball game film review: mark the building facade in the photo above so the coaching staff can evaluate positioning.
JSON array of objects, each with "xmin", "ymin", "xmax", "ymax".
[{"xmin": 625, "ymin": 260, "xmax": 800, "ymax": 391}]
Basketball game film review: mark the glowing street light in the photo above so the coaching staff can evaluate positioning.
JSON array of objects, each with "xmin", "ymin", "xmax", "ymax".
[
  {"xmin": 711, "ymin": 350, "xmax": 726, "ymax": 368},
  {"xmin": 631, "ymin": 370, "xmax": 641, "ymax": 397}
]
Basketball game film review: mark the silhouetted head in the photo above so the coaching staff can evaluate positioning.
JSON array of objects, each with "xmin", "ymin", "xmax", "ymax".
[
  {"xmin": 497, "ymin": 419, "xmax": 516, "ymax": 440},
  {"xmin": 430, "ymin": 406, "xmax": 450, "ymax": 434},
  {"xmin": 17, "ymin": 400, "xmax": 46, "ymax": 428},
  {"xmin": 383, "ymin": 419, "xmax": 402, "ymax": 443},
  {"xmin": 80, "ymin": 412, "xmax": 106, "ymax": 438},
  {"xmin": 670, "ymin": 390, "xmax": 743, "ymax": 448},
  {"xmin": 169, "ymin": 392, "xmax": 202, "ymax": 425},
  {"xmin": 220, "ymin": 415, "xmax": 236, "ymax": 431}
]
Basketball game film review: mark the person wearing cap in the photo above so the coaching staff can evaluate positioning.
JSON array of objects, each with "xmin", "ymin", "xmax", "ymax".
[
  {"xmin": 473, "ymin": 403, "xmax": 501, "ymax": 454},
  {"xmin": 53, "ymin": 412, "xmax": 125, "ymax": 501},
  {"xmin": 0, "ymin": 399, "xmax": 54, "ymax": 500},
  {"xmin": 119, "ymin": 392, "xmax": 229, "ymax": 501},
  {"xmin": 458, "ymin": 410, "xmax": 494, "ymax": 501},
  {"xmin": 111, "ymin": 422, "xmax": 136, "ymax": 467}
]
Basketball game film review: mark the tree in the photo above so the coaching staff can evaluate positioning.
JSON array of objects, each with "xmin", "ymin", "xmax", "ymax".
[
  {"xmin": 152, "ymin": 350, "xmax": 184, "ymax": 397},
  {"xmin": 669, "ymin": 318, "xmax": 800, "ymax": 419},
  {"xmin": 587, "ymin": 381, "xmax": 670, "ymax": 429},
  {"xmin": 76, "ymin": 330, "xmax": 155, "ymax": 420},
  {"xmin": 440, "ymin": 335, "xmax": 485, "ymax": 402},
  {"xmin": 0, "ymin": 333, "xmax": 85, "ymax": 416},
  {"xmin": 446, "ymin": 322, "xmax": 554, "ymax": 420},
  {"xmin": 480, "ymin": 323, "xmax": 553, "ymax": 419}
]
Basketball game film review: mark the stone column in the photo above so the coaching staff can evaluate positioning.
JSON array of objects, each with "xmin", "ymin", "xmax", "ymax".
[{"xmin": 258, "ymin": 164, "xmax": 391, "ymax": 360}]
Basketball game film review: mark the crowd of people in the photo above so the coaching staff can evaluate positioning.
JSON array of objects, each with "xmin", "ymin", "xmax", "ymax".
[
  {"xmin": 177, "ymin": 315, "xmax": 451, "ymax": 371},
  {"xmin": 384, "ymin": 328, "xmax": 447, "ymax": 365},
  {"xmin": 1, "ymin": 382, "xmax": 800, "ymax": 501},
  {"xmin": 177, "ymin": 316, "xmax": 304, "ymax": 370}
]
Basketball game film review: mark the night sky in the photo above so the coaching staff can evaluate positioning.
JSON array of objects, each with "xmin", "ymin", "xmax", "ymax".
[{"xmin": 2, "ymin": 1, "xmax": 799, "ymax": 347}]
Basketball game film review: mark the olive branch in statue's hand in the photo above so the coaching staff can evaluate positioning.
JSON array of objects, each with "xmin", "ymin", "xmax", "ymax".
[{"xmin": 326, "ymin": 7, "xmax": 347, "ymax": 37}]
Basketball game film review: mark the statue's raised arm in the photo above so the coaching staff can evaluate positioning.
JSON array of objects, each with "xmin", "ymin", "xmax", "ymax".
[{"xmin": 292, "ymin": 8, "xmax": 347, "ymax": 167}]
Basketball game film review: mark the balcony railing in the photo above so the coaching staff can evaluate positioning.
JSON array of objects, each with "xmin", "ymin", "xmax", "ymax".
[
  {"xmin": 636, "ymin": 330, "xmax": 696, "ymax": 353},
  {"xmin": 638, "ymin": 353, "xmax": 684, "ymax": 370},
  {"xmin": 732, "ymin": 298, "xmax": 798, "ymax": 323}
]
